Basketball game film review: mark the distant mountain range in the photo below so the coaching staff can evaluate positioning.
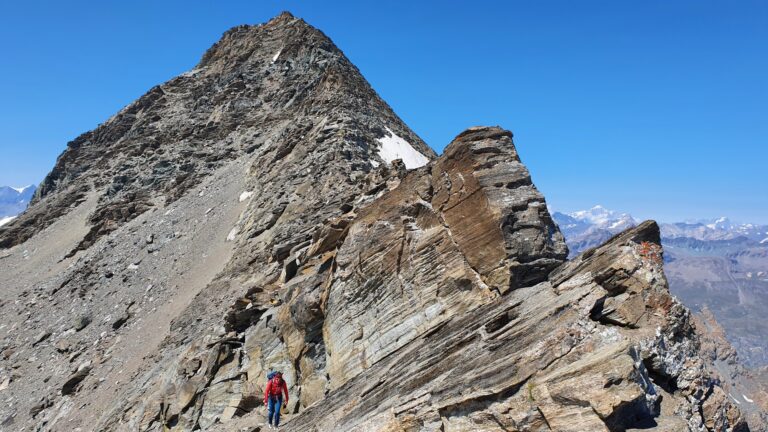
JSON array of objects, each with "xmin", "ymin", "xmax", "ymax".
[
  {"xmin": 553, "ymin": 206, "xmax": 637, "ymax": 255},
  {"xmin": 0, "ymin": 185, "xmax": 36, "ymax": 226},
  {"xmin": 554, "ymin": 205, "xmax": 768, "ymax": 256},
  {"xmin": 554, "ymin": 205, "xmax": 768, "ymax": 367}
]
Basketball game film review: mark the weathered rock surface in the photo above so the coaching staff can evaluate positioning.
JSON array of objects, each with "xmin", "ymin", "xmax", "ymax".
[
  {"xmin": 0, "ymin": 11, "xmax": 761, "ymax": 432},
  {"xmin": 694, "ymin": 307, "xmax": 768, "ymax": 428},
  {"xmin": 284, "ymin": 215, "xmax": 750, "ymax": 431},
  {"xmin": 555, "ymin": 207, "xmax": 768, "ymax": 369}
]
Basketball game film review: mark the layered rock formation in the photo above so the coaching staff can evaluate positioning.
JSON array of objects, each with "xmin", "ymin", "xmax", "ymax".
[
  {"xmin": 0, "ymin": 11, "xmax": 761, "ymax": 432},
  {"xmin": 555, "ymin": 207, "xmax": 768, "ymax": 369}
]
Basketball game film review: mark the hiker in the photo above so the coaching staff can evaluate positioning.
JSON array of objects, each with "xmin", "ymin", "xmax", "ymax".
[{"xmin": 264, "ymin": 371, "xmax": 289, "ymax": 429}]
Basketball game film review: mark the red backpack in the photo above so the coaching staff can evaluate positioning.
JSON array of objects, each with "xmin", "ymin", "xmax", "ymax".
[{"xmin": 269, "ymin": 375, "xmax": 283, "ymax": 397}]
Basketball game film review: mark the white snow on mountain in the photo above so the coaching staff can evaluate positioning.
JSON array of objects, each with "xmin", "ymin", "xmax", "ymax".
[
  {"xmin": 376, "ymin": 127, "xmax": 429, "ymax": 169},
  {"xmin": 569, "ymin": 205, "xmax": 637, "ymax": 231},
  {"xmin": 11, "ymin": 185, "xmax": 34, "ymax": 194},
  {"xmin": 238, "ymin": 191, "xmax": 254, "ymax": 202},
  {"xmin": 0, "ymin": 184, "xmax": 37, "ymax": 219},
  {"xmin": 0, "ymin": 216, "xmax": 15, "ymax": 227},
  {"xmin": 556, "ymin": 205, "xmax": 768, "ymax": 246},
  {"xmin": 706, "ymin": 216, "xmax": 732, "ymax": 230}
]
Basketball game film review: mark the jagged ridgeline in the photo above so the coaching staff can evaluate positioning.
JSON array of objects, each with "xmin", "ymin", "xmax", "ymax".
[{"xmin": 0, "ymin": 12, "xmax": 760, "ymax": 432}]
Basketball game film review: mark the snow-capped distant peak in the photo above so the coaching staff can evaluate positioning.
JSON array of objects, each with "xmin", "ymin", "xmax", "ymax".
[
  {"xmin": 558, "ymin": 206, "xmax": 768, "ymax": 245},
  {"xmin": 11, "ymin": 185, "xmax": 33, "ymax": 194},
  {"xmin": 705, "ymin": 216, "xmax": 733, "ymax": 230},
  {"xmin": 569, "ymin": 205, "xmax": 636, "ymax": 230},
  {"xmin": 571, "ymin": 205, "xmax": 611, "ymax": 218}
]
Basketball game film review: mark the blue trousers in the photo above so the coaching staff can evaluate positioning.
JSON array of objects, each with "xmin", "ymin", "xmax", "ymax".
[{"xmin": 267, "ymin": 395, "xmax": 283, "ymax": 426}]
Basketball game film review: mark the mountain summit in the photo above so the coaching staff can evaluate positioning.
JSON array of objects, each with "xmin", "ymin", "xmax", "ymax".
[
  {"xmin": 0, "ymin": 13, "xmax": 760, "ymax": 431},
  {"xmin": 0, "ymin": 11, "xmax": 433, "ymax": 250}
]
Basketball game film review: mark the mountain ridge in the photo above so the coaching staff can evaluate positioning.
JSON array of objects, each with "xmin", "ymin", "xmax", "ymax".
[
  {"xmin": 0, "ymin": 12, "xmax": 762, "ymax": 432},
  {"xmin": 554, "ymin": 205, "xmax": 768, "ymax": 369},
  {"xmin": 0, "ymin": 11, "xmax": 433, "ymax": 251}
]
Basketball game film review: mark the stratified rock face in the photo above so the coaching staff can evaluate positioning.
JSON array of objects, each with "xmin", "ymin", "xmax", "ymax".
[
  {"xmin": 324, "ymin": 127, "xmax": 567, "ymax": 389},
  {"xmin": 555, "ymin": 206, "xmax": 768, "ymax": 369},
  {"xmin": 287, "ymin": 216, "xmax": 750, "ymax": 432},
  {"xmin": 0, "ymin": 12, "xmax": 758, "ymax": 432}
]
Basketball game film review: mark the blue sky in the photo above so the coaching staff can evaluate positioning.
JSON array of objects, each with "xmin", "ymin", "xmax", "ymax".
[{"xmin": 0, "ymin": 1, "xmax": 766, "ymax": 223}]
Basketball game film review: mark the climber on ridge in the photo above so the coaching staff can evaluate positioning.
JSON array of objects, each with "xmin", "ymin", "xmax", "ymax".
[{"xmin": 264, "ymin": 371, "xmax": 289, "ymax": 429}]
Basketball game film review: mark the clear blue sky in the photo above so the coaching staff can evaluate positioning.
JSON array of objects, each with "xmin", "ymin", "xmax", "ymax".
[{"xmin": 0, "ymin": 1, "xmax": 766, "ymax": 223}]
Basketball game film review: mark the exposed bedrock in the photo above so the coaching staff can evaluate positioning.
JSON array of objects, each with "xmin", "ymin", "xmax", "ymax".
[
  {"xmin": 0, "ymin": 11, "xmax": 756, "ymax": 432},
  {"xmin": 97, "ymin": 128, "xmax": 746, "ymax": 432}
]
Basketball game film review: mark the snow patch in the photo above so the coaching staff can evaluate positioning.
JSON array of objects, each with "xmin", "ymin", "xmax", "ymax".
[
  {"xmin": 179, "ymin": 68, "xmax": 202, "ymax": 78},
  {"xmin": 272, "ymin": 49, "xmax": 282, "ymax": 63},
  {"xmin": 11, "ymin": 185, "xmax": 32, "ymax": 194},
  {"xmin": 743, "ymin": 394, "xmax": 754, "ymax": 403},
  {"xmin": 0, "ymin": 216, "xmax": 15, "ymax": 227},
  {"xmin": 239, "ymin": 191, "xmax": 254, "ymax": 202},
  {"xmin": 376, "ymin": 127, "xmax": 429, "ymax": 169},
  {"xmin": 760, "ymin": 237, "xmax": 768, "ymax": 244}
]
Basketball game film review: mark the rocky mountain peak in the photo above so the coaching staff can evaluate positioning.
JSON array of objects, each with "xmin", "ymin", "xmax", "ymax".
[
  {"xmin": 197, "ymin": 11, "xmax": 336, "ymax": 71},
  {"xmin": 0, "ymin": 12, "xmax": 433, "ymax": 251}
]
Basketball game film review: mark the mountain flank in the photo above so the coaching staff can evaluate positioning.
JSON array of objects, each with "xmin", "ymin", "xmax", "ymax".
[{"xmin": 0, "ymin": 12, "xmax": 762, "ymax": 432}]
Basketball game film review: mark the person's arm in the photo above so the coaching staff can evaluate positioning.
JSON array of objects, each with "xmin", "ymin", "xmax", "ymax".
[
  {"xmin": 282, "ymin": 380, "xmax": 289, "ymax": 404},
  {"xmin": 264, "ymin": 381, "xmax": 271, "ymax": 405}
]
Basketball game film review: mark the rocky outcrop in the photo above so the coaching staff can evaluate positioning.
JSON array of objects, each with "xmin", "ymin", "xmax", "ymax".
[
  {"xmin": 0, "ymin": 11, "xmax": 759, "ymax": 432},
  {"xmin": 695, "ymin": 307, "xmax": 768, "ymax": 428},
  {"xmin": 92, "ymin": 129, "xmax": 749, "ymax": 432},
  {"xmin": 555, "ymin": 206, "xmax": 768, "ymax": 369},
  {"xmin": 285, "ymin": 217, "xmax": 748, "ymax": 431}
]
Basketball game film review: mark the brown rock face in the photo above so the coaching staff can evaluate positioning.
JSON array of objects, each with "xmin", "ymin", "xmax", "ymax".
[
  {"xmin": 0, "ymin": 11, "xmax": 759, "ymax": 432},
  {"xmin": 324, "ymin": 126, "xmax": 567, "ymax": 389},
  {"xmin": 287, "ymin": 216, "xmax": 749, "ymax": 431}
]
